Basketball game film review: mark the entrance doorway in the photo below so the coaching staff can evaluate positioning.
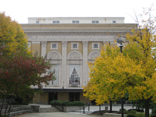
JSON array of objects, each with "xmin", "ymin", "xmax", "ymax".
[
  {"xmin": 69, "ymin": 92, "xmax": 80, "ymax": 102},
  {"xmin": 48, "ymin": 92, "xmax": 57, "ymax": 104}
]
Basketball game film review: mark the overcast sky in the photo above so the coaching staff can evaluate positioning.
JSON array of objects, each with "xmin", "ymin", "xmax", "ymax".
[{"xmin": 0, "ymin": 0, "xmax": 156, "ymax": 24}]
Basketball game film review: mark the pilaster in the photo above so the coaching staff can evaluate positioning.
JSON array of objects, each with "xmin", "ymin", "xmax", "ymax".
[
  {"xmin": 41, "ymin": 41, "xmax": 47, "ymax": 57},
  {"xmin": 82, "ymin": 41, "xmax": 88, "ymax": 86},
  {"xmin": 62, "ymin": 41, "xmax": 68, "ymax": 87}
]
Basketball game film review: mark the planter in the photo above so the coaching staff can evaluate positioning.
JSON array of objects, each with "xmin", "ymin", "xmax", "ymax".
[{"xmin": 54, "ymin": 105, "xmax": 82, "ymax": 112}]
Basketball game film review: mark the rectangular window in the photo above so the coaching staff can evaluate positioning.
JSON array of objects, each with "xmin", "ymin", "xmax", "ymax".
[
  {"xmin": 71, "ymin": 43, "xmax": 79, "ymax": 49},
  {"xmin": 69, "ymin": 93, "xmax": 80, "ymax": 101},
  {"xmin": 36, "ymin": 21, "xmax": 39, "ymax": 24},
  {"xmin": 73, "ymin": 44, "xmax": 77, "ymax": 48},
  {"xmin": 51, "ymin": 43, "xmax": 58, "ymax": 49},
  {"xmin": 92, "ymin": 21, "xmax": 99, "ymax": 24},
  {"xmin": 92, "ymin": 43, "xmax": 99, "ymax": 49},
  {"xmin": 72, "ymin": 21, "xmax": 79, "ymax": 24},
  {"xmin": 48, "ymin": 92, "xmax": 57, "ymax": 104},
  {"xmin": 53, "ymin": 21, "xmax": 60, "ymax": 24},
  {"xmin": 113, "ymin": 21, "xmax": 116, "ymax": 23}
]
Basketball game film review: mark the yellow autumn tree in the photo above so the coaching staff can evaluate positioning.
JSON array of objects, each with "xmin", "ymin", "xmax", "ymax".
[
  {"xmin": 83, "ymin": 7, "xmax": 156, "ymax": 117},
  {"xmin": 0, "ymin": 12, "xmax": 30, "ymax": 56}
]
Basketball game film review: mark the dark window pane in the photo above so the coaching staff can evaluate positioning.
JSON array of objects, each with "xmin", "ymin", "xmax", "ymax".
[
  {"xmin": 94, "ymin": 44, "xmax": 98, "ymax": 48},
  {"xmin": 52, "ymin": 44, "xmax": 56, "ymax": 48},
  {"xmin": 113, "ymin": 21, "xmax": 116, "ymax": 23},
  {"xmin": 73, "ymin": 44, "xmax": 77, "ymax": 48}
]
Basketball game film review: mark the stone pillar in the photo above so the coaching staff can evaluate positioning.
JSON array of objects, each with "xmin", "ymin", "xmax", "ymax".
[
  {"xmin": 41, "ymin": 41, "xmax": 47, "ymax": 58},
  {"xmin": 82, "ymin": 41, "xmax": 88, "ymax": 86},
  {"xmin": 62, "ymin": 41, "xmax": 68, "ymax": 87}
]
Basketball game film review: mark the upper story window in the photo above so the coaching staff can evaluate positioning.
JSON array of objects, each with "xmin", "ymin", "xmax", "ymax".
[
  {"xmin": 92, "ymin": 21, "xmax": 99, "ymax": 24},
  {"xmin": 72, "ymin": 21, "xmax": 79, "ymax": 24},
  {"xmin": 71, "ymin": 43, "xmax": 79, "ymax": 49},
  {"xmin": 92, "ymin": 43, "xmax": 99, "ymax": 49},
  {"xmin": 113, "ymin": 21, "xmax": 116, "ymax": 23},
  {"xmin": 36, "ymin": 21, "xmax": 39, "ymax": 24},
  {"xmin": 51, "ymin": 43, "xmax": 58, "ymax": 49},
  {"xmin": 53, "ymin": 21, "xmax": 60, "ymax": 24}
]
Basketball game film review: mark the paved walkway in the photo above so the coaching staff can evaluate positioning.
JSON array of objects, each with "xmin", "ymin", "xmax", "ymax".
[
  {"xmin": 17, "ymin": 105, "xmax": 150, "ymax": 117},
  {"xmin": 18, "ymin": 112, "xmax": 103, "ymax": 117}
]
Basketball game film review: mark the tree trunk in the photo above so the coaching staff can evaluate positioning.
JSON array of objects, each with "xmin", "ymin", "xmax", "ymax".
[
  {"xmin": 110, "ymin": 100, "xmax": 112, "ymax": 113},
  {"xmin": 4, "ymin": 98, "xmax": 10, "ymax": 116},
  {"xmin": 7, "ymin": 97, "xmax": 13, "ymax": 117},
  {"xmin": 0, "ymin": 98, "xmax": 5, "ymax": 116},
  {"xmin": 145, "ymin": 99, "xmax": 150, "ymax": 117},
  {"xmin": 121, "ymin": 98, "xmax": 124, "ymax": 117}
]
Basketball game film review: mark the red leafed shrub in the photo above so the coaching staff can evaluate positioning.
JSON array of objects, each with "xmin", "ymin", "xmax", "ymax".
[{"xmin": 0, "ymin": 47, "xmax": 53, "ymax": 116}]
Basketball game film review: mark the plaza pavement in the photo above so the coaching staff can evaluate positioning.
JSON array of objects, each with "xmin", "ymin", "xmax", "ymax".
[{"xmin": 18, "ymin": 105, "xmax": 150, "ymax": 117}]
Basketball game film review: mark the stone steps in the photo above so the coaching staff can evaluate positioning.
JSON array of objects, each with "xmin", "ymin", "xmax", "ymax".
[
  {"xmin": 9, "ymin": 110, "xmax": 33, "ymax": 117},
  {"xmin": 1, "ymin": 106, "xmax": 33, "ymax": 117},
  {"xmin": 1, "ymin": 106, "xmax": 32, "ymax": 113}
]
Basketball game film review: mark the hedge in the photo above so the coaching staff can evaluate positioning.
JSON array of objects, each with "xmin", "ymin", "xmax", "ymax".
[{"xmin": 50, "ymin": 100, "xmax": 85, "ymax": 106}]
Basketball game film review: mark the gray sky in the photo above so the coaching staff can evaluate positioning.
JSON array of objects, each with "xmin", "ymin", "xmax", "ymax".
[{"xmin": 0, "ymin": 0, "xmax": 156, "ymax": 24}]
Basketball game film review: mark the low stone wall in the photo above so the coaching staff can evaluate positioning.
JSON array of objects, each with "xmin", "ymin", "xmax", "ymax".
[
  {"xmin": 103, "ymin": 113, "xmax": 127, "ymax": 117},
  {"xmin": 64, "ymin": 106, "xmax": 81, "ymax": 112},
  {"xmin": 31, "ymin": 104, "xmax": 40, "ymax": 112},
  {"xmin": 55, "ymin": 106, "xmax": 81, "ymax": 112}
]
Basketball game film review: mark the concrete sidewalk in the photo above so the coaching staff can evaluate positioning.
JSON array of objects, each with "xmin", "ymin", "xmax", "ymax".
[
  {"xmin": 17, "ymin": 105, "xmax": 136, "ymax": 117},
  {"xmin": 18, "ymin": 112, "xmax": 103, "ymax": 117}
]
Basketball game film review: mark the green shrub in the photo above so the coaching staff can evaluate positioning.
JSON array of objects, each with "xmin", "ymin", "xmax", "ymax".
[
  {"xmin": 118, "ymin": 108, "xmax": 128, "ymax": 114},
  {"xmin": 50, "ymin": 100, "xmax": 85, "ymax": 106},
  {"xmin": 127, "ymin": 113, "xmax": 136, "ymax": 117},
  {"xmin": 50, "ymin": 100, "xmax": 62, "ymax": 106},
  {"xmin": 128, "ymin": 110, "xmax": 137, "ymax": 114},
  {"xmin": 152, "ymin": 108, "xmax": 156, "ymax": 114},
  {"xmin": 151, "ymin": 114, "xmax": 156, "ymax": 117},
  {"xmin": 62, "ymin": 101, "xmax": 70, "ymax": 106},
  {"xmin": 70, "ymin": 101, "xmax": 85, "ymax": 106},
  {"xmin": 136, "ymin": 113, "xmax": 144, "ymax": 117}
]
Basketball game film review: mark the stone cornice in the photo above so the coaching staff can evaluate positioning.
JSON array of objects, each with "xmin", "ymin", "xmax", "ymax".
[
  {"xmin": 21, "ymin": 23, "xmax": 137, "ymax": 28},
  {"xmin": 24, "ymin": 30, "xmax": 131, "ymax": 33}
]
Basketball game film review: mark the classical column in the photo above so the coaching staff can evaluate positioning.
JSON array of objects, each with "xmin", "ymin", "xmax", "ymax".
[
  {"xmin": 82, "ymin": 41, "xmax": 88, "ymax": 86},
  {"xmin": 62, "ymin": 41, "xmax": 68, "ymax": 87},
  {"xmin": 41, "ymin": 41, "xmax": 47, "ymax": 58}
]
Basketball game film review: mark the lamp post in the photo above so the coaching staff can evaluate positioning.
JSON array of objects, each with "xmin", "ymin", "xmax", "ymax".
[{"xmin": 117, "ymin": 37, "xmax": 125, "ymax": 117}]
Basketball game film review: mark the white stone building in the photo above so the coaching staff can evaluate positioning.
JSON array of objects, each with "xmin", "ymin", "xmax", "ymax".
[{"xmin": 21, "ymin": 17, "xmax": 137, "ymax": 104}]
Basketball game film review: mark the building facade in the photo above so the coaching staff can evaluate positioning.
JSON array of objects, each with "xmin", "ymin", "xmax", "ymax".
[{"xmin": 21, "ymin": 17, "xmax": 137, "ymax": 104}]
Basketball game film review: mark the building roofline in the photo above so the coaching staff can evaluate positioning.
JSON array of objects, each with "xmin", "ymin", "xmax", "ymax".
[
  {"xmin": 21, "ymin": 23, "xmax": 138, "ymax": 26},
  {"xmin": 28, "ymin": 17, "xmax": 125, "ymax": 20}
]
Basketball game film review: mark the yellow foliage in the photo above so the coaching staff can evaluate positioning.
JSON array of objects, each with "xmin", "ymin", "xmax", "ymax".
[
  {"xmin": 83, "ymin": 27, "xmax": 156, "ymax": 104},
  {"xmin": 0, "ymin": 12, "xmax": 30, "ymax": 56}
]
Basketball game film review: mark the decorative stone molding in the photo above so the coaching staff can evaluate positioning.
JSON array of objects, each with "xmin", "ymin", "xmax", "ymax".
[
  {"xmin": 41, "ymin": 41, "xmax": 47, "ymax": 47},
  {"xmin": 62, "ymin": 41, "xmax": 68, "ymax": 47},
  {"xmin": 82, "ymin": 41, "xmax": 88, "ymax": 47},
  {"xmin": 67, "ymin": 51, "xmax": 82, "ymax": 59},
  {"xmin": 47, "ymin": 51, "xmax": 62, "ymax": 60},
  {"xmin": 88, "ymin": 51, "xmax": 100, "ymax": 59},
  {"xmin": 32, "ymin": 41, "xmax": 40, "ymax": 44}
]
